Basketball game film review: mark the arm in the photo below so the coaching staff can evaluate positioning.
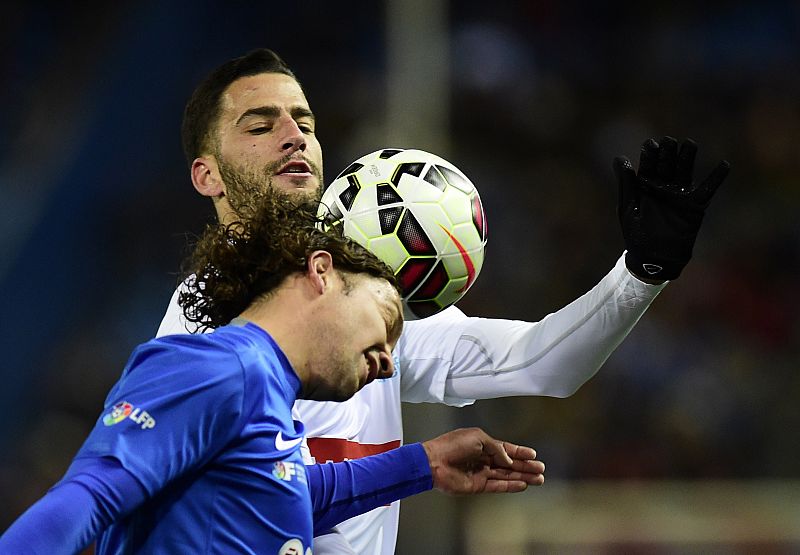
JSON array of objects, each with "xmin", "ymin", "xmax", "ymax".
[
  {"xmin": 399, "ymin": 137, "xmax": 728, "ymax": 405},
  {"xmin": 0, "ymin": 458, "xmax": 147, "ymax": 554},
  {"xmin": 308, "ymin": 443, "xmax": 430, "ymax": 533},
  {"xmin": 309, "ymin": 428, "xmax": 544, "ymax": 533},
  {"xmin": 398, "ymin": 256, "xmax": 665, "ymax": 405}
]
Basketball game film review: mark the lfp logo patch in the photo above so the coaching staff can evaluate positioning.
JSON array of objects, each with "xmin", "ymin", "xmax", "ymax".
[
  {"xmin": 272, "ymin": 461, "xmax": 296, "ymax": 481},
  {"xmin": 103, "ymin": 401, "xmax": 156, "ymax": 430},
  {"xmin": 103, "ymin": 401, "xmax": 133, "ymax": 425},
  {"xmin": 272, "ymin": 461, "xmax": 307, "ymax": 484}
]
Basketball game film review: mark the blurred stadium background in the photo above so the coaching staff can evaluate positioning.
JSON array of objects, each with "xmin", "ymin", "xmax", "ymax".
[{"xmin": 1, "ymin": 1, "xmax": 798, "ymax": 552}]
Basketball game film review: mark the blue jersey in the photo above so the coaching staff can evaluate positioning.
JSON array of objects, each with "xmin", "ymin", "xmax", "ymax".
[
  {"xmin": 72, "ymin": 322, "xmax": 312, "ymax": 554},
  {"xmin": 0, "ymin": 321, "xmax": 433, "ymax": 555}
]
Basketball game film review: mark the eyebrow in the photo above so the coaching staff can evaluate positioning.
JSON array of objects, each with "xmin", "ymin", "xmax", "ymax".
[{"xmin": 235, "ymin": 105, "xmax": 315, "ymax": 127}]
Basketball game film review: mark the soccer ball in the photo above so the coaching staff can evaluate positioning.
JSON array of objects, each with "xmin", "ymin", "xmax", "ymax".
[{"xmin": 318, "ymin": 148, "xmax": 488, "ymax": 319}]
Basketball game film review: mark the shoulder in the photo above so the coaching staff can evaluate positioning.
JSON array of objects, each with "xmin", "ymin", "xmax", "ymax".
[
  {"xmin": 403, "ymin": 305, "xmax": 468, "ymax": 331},
  {"xmin": 156, "ymin": 283, "xmax": 202, "ymax": 337},
  {"xmin": 397, "ymin": 305, "xmax": 469, "ymax": 355},
  {"xmin": 133, "ymin": 331, "xmax": 238, "ymax": 369},
  {"xmin": 121, "ymin": 331, "xmax": 247, "ymax": 397}
]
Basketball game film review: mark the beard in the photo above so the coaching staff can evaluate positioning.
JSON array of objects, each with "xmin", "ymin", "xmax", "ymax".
[
  {"xmin": 301, "ymin": 349, "xmax": 363, "ymax": 402},
  {"xmin": 217, "ymin": 154, "xmax": 324, "ymax": 217}
]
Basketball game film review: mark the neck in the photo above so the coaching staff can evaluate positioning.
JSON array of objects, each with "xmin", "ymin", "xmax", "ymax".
[
  {"xmin": 237, "ymin": 283, "xmax": 312, "ymax": 387},
  {"xmin": 214, "ymin": 199, "xmax": 237, "ymax": 226}
]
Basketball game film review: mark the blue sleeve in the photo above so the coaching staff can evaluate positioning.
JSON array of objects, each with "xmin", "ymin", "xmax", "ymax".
[
  {"xmin": 73, "ymin": 337, "xmax": 244, "ymax": 495},
  {"xmin": 0, "ymin": 458, "xmax": 147, "ymax": 554},
  {"xmin": 308, "ymin": 443, "xmax": 432, "ymax": 534}
]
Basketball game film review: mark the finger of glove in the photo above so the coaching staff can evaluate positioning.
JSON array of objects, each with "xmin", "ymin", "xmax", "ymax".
[
  {"xmin": 614, "ymin": 156, "xmax": 637, "ymax": 216},
  {"xmin": 675, "ymin": 138, "xmax": 698, "ymax": 186},
  {"xmin": 638, "ymin": 138, "xmax": 659, "ymax": 179},
  {"xmin": 694, "ymin": 160, "xmax": 730, "ymax": 204},
  {"xmin": 656, "ymin": 135, "xmax": 678, "ymax": 185}
]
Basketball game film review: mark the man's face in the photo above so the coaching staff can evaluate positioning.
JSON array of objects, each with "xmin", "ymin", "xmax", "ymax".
[
  {"xmin": 213, "ymin": 73, "xmax": 324, "ymax": 213},
  {"xmin": 304, "ymin": 274, "xmax": 404, "ymax": 402}
]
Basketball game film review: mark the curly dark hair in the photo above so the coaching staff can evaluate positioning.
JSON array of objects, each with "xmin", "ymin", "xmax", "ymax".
[{"xmin": 179, "ymin": 191, "xmax": 400, "ymax": 330}]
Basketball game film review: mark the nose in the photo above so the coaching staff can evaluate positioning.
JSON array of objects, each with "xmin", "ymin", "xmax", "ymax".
[
  {"xmin": 376, "ymin": 350, "xmax": 394, "ymax": 379},
  {"xmin": 279, "ymin": 116, "xmax": 306, "ymax": 153}
]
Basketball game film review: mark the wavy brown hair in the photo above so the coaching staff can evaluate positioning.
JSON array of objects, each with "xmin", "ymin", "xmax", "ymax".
[{"xmin": 179, "ymin": 191, "xmax": 399, "ymax": 330}]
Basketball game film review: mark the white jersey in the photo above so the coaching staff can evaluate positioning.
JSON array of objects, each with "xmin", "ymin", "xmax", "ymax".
[{"xmin": 157, "ymin": 254, "xmax": 665, "ymax": 554}]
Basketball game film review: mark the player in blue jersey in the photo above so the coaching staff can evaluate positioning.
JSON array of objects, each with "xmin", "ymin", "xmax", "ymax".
[{"xmin": 0, "ymin": 193, "xmax": 546, "ymax": 554}]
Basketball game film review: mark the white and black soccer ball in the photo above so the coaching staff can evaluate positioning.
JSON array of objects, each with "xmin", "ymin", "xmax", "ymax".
[{"xmin": 319, "ymin": 148, "xmax": 487, "ymax": 319}]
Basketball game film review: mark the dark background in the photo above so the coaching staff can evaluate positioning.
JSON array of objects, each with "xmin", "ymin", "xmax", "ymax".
[{"xmin": 1, "ymin": 1, "xmax": 798, "ymax": 551}]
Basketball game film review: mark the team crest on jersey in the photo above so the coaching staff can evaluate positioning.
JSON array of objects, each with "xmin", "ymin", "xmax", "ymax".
[
  {"xmin": 103, "ymin": 401, "xmax": 156, "ymax": 430},
  {"xmin": 272, "ymin": 461, "xmax": 307, "ymax": 484},
  {"xmin": 277, "ymin": 538, "xmax": 309, "ymax": 555}
]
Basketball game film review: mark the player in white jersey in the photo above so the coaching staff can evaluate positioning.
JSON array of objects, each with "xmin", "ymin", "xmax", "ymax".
[
  {"xmin": 159, "ymin": 252, "xmax": 659, "ymax": 553},
  {"xmin": 160, "ymin": 49, "xmax": 729, "ymax": 554}
]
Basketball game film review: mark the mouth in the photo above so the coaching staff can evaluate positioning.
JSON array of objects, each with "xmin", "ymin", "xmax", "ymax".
[{"xmin": 276, "ymin": 160, "xmax": 312, "ymax": 177}]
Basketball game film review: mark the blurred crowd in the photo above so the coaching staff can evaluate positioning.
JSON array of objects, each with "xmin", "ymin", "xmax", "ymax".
[{"xmin": 1, "ymin": 0, "xmax": 798, "ymax": 534}]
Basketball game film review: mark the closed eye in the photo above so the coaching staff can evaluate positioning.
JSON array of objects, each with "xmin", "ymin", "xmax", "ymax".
[{"xmin": 248, "ymin": 126, "xmax": 272, "ymax": 135}]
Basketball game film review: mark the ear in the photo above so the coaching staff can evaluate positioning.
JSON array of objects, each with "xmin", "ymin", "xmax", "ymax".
[
  {"xmin": 191, "ymin": 156, "xmax": 226, "ymax": 198},
  {"xmin": 307, "ymin": 250, "xmax": 334, "ymax": 294}
]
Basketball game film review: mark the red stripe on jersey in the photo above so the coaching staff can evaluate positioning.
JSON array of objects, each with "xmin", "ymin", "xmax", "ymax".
[{"xmin": 307, "ymin": 437, "xmax": 401, "ymax": 463}]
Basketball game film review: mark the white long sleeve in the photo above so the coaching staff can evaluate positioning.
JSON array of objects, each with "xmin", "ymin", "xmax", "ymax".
[{"xmin": 397, "ymin": 254, "xmax": 666, "ymax": 405}]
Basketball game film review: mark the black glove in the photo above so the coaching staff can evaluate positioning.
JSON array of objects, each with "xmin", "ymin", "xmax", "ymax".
[{"xmin": 614, "ymin": 136, "xmax": 730, "ymax": 281}]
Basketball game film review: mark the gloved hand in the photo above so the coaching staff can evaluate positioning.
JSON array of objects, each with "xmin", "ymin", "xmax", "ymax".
[{"xmin": 614, "ymin": 136, "xmax": 730, "ymax": 281}]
